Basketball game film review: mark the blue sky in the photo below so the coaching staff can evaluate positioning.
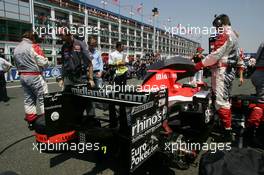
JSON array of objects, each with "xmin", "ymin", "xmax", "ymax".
[{"xmin": 83, "ymin": 0, "xmax": 264, "ymax": 53}]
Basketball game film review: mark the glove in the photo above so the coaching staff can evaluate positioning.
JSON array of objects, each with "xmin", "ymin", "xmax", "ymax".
[
  {"xmin": 195, "ymin": 62, "xmax": 204, "ymax": 71},
  {"xmin": 248, "ymin": 58, "xmax": 256, "ymax": 67}
]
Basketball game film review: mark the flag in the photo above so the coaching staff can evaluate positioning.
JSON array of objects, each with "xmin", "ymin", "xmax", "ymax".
[
  {"xmin": 112, "ymin": 0, "xmax": 119, "ymax": 5},
  {"xmin": 152, "ymin": 7, "xmax": 159, "ymax": 16},
  {"xmin": 136, "ymin": 3, "xmax": 143, "ymax": 13}
]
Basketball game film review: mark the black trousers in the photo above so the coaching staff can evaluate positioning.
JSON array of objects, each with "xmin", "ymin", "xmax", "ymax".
[
  {"xmin": 0, "ymin": 72, "xmax": 8, "ymax": 102},
  {"xmin": 114, "ymin": 72, "xmax": 127, "ymax": 87}
]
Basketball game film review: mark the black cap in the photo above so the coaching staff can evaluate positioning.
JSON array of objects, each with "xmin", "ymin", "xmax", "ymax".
[{"xmin": 213, "ymin": 14, "xmax": 231, "ymax": 27}]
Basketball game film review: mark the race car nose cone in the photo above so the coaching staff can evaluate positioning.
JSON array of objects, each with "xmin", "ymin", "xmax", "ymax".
[{"xmin": 51, "ymin": 111, "xmax": 60, "ymax": 121}]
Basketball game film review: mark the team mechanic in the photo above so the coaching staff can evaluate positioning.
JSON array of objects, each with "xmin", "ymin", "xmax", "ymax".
[
  {"xmin": 246, "ymin": 42, "xmax": 264, "ymax": 145},
  {"xmin": 58, "ymin": 28, "xmax": 95, "ymax": 90},
  {"xmin": 57, "ymin": 28, "xmax": 96, "ymax": 119},
  {"xmin": 195, "ymin": 14, "xmax": 244, "ymax": 142},
  {"xmin": 14, "ymin": 31, "xmax": 50, "ymax": 129}
]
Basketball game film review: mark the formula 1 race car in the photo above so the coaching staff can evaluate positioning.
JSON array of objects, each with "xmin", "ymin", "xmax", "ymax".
[
  {"xmin": 141, "ymin": 56, "xmax": 216, "ymax": 169},
  {"xmin": 33, "ymin": 56, "xmax": 216, "ymax": 174},
  {"xmin": 142, "ymin": 56, "xmax": 215, "ymax": 127}
]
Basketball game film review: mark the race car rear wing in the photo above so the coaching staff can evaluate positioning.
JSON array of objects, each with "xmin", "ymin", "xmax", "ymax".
[{"xmin": 43, "ymin": 85, "xmax": 168, "ymax": 173}]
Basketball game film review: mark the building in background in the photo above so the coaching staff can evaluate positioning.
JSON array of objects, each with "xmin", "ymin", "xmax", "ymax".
[{"xmin": 0, "ymin": 0, "xmax": 200, "ymax": 67}]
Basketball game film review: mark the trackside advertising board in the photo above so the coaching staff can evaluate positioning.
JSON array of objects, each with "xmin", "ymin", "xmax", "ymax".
[{"xmin": 5, "ymin": 67, "xmax": 61, "ymax": 81}]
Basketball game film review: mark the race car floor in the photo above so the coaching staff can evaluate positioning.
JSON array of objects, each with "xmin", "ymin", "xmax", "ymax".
[{"xmin": 0, "ymin": 78, "xmax": 259, "ymax": 175}]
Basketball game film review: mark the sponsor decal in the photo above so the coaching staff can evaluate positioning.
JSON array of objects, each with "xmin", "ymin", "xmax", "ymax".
[
  {"xmin": 71, "ymin": 86, "xmax": 149, "ymax": 103},
  {"xmin": 132, "ymin": 123, "xmax": 161, "ymax": 143},
  {"xmin": 131, "ymin": 139, "xmax": 159, "ymax": 170},
  {"xmin": 131, "ymin": 111, "xmax": 162, "ymax": 138},
  {"xmin": 156, "ymin": 73, "xmax": 177, "ymax": 80},
  {"xmin": 44, "ymin": 105, "xmax": 62, "ymax": 110},
  {"xmin": 51, "ymin": 67, "xmax": 61, "ymax": 78},
  {"xmin": 131, "ymin": 101, "xmax": 154, "ymax": 115}
]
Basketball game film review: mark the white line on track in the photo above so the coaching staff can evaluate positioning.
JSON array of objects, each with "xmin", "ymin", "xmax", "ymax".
[{"xmin": 7, "ymin": 82, "xmax": 57, "ymax": 89}]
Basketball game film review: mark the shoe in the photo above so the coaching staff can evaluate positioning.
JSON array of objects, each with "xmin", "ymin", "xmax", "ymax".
[
  {"xmin": 256, "ymin": 126, "xmax": 264, "ymax": 148},
  {"xmin": 244, "ymin": 127, "xmax": 264, "ymax": 148},
  {"xmin": 3, "ymin": 97, "xmax": 10, "ymax": 102},
  {"xmin": 247, "ymin": 106, "xmax": 263, "ymax": 128},
  {"xmin": 28, "ymin": 122, "xmax": 35, "ymax": 131}
]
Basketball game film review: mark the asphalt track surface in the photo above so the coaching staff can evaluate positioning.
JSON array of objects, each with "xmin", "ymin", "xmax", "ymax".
[{"xmin": 0, "ymin": 78, "xmax": 256, "ymax": 175}]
